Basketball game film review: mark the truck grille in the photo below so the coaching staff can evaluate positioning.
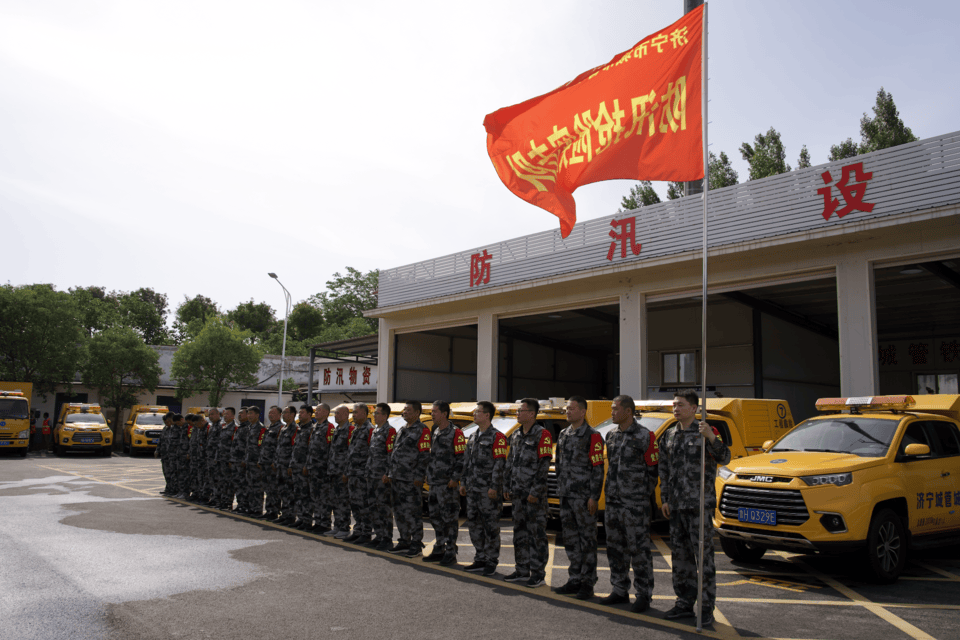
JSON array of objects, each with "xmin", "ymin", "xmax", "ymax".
[
  {"xmin": 546, "ymin": 470, "xmax": 559, "ymax": 501},
  {"xmin": 146, "ymin": 430, "xmax": 162, "ymax": 438},
  {"xmin": 719, "ymin": 486, "xmax": 809, "ymax": 526},
  {"xmin": 73, "ymin": 432, "xmax": 103, "ymax": 442}
]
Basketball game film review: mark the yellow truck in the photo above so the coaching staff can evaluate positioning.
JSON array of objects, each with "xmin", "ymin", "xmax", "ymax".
[
  {"xmin": 53, "ymin": 403, "xmax": 113, "ymax": 457},
  {"xmin": 714, "ymin": 394, "xmax": 960, "ymax": 582},
  {"xmin": 0, "ymin": 386, "xmax": 32, "ymax": 457},
  {"xmin": 123, "ymin": 405, "xmax": 169, "ymax": 456}
]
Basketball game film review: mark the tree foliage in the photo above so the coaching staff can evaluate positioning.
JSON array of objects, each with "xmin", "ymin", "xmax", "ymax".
[
  {"xmin": 81, "ymin": 326, "xmax": 162, "ymax": 433},
  {"xmin": 740, "ymin": 127, "xmax": 791, "ymax": 180},
  {"xmin": 117, "ymin": 288, "xmax": 170, "ymax": 345},
  {"xmin": 308, "ymin": 267, "xmax": 378, "ymax": 332},
  {"xmin": 665, "ymin": 151, "xmax": 738, "ymax": 200},
  {"xmin": 171, "ymin": 320, "xmax": 261, "ymax": 406},
  {"xmin": 618, "ymin": 181, "xmax": 661, "ymax": 211},
  {"xmin": 288, "ymin": 301, "xmax": 326, "ymax": 342},
  {"xmin": 226, "ymin": 300, "xmax": 277, "ymax": 343},
  {"xmin": 0, "ymin": 284, "xmax": 84, "ymax": 395},
  {"xmin": 859, "ymin": 87, "xmax": 917, "ymax": 154},
  {"xmin": 796, "ymin": 145, "xmax": 811, "ymax": 170},
  {"xmin": 68, "ymin": 286, "xmax": 117, "ymax": 338},
  {"xmin": 173, "ymin": 294, "xmax": 221, "ymax": 343},
  {"xmin": 828, "ymin": 138, "xmax": 859, "ymax": 162}
]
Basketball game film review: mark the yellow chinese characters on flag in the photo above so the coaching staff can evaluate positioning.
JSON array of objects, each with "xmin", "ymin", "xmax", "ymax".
[{"xmin": 484, "ymin": 5, "xmax": 704, "ymax": 238}]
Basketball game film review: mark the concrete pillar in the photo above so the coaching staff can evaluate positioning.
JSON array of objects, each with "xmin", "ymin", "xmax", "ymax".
[
  {"xmin": 619, "ymin": 291, "xmax": 648, "ymax": 399},
  {"xmin": 836, "ymin": 257, "xmax": 878, "ymax": 396},
  {"xmin": 376, "ymin": 318, "xmax": 396, "ymax": 403},
  {"xmin": 477, "ymin": 311, "xmax": 499, "ymax": 401}
]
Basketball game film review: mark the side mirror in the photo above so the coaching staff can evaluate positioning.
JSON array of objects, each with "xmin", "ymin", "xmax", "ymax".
[
  {"xmin": 904, "ymin": 443, "xmax": 931, "ymax": 457},
  {"xmin": 762, "ymin": 440, "xmax": 774, "ymax": 452}
]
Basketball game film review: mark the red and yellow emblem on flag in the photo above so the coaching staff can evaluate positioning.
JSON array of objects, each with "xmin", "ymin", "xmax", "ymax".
[{"xmin": 484, "ymin": 5, "xmax": 704, "ymax": 238}]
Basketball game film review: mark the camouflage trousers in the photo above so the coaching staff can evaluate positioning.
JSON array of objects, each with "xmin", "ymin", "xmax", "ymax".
[
  {"xmin": 428, "ymin": 483, "xmax": 460, "ymax": 554},
  {"xmin": 465, "ymin": 491, "xmax": 501, "ymax": 566},
  {"xmin": 202, "ymin": 460, "xmax": 218, "ymax": 500},
  {"xmin": 348, "ymin": 476, "xmax": 372, "ymax": 534},
  {"xmin": 276, "ymin": 469, "xmax": 294, "ymax": 514},
  {"xmin": 217, "ymin": 461, "xmax": 234, "ymax": 508},
  {"xmin": 161, "ymin": 457, "xmax": 173, "ymax": 493},
  {"xmin": 512, "ymin": 498, "xmax": 548, "ymax": 579},
  {"xmin": 262, "ymin": 466, "xmax": 280, "ymax": 514},
  {"xmin": 605, "ymin": 501, "xmax": 653, "ymax": 600},
  {"xmin": 246, "ymin": 466, "xmax": 264, "ymax": 514},
  {"xmin": 670, "ymin": 509, "xmax": 717, "ymax": 611},
  {"xmin": 291, "ymin": 471, "xmax": 311, "ymax": 519},
  {"xmin": 560, "ymin": 496, "xmax": 598, "ymax": 587},
  {"xmin": 309, "ymin": 472, "xmax": 331, "ymax": 527},
  {"xmin": 392, "ymin": 480, "xmax": 424, "ymax": 546},
  {"xmin": 367, "ymin": 476, "xmax": 393, "ymax": 541},
  {"xmin": 331, "ymin": 475, "xmax": 351, "ymax": 531}
]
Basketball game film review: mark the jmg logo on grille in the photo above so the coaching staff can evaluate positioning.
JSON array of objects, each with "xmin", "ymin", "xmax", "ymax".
[{"xmin": 750, "ymin": 475, "xmax": 774, "ymax": 483}]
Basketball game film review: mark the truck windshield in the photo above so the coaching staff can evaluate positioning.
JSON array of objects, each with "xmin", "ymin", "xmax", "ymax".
[
  {"xmin": 598, "ymin": 416, "xmax": 669, "ymax": 439},
  {"xmin": 135, "ymin": 414, "xmax": 165, "ymax": 425},
  {"xmin": 65, "ymin": 414, "xmax": 107, "ymax": 424},
  {"xmin": 461, "ymin": 417, "xmax": 517, "ymax": 439},
  {"xmin": 0, "ymin": 399, "xmax": 29, "ymax": 419},
  {"xmin": 771, "ymin": 417, "xmax": 900, "ymax": 458}
]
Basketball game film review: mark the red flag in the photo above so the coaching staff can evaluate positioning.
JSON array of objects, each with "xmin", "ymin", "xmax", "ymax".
[{"xmin": 484, "ymin": 5, "xmax": 704, "ymax": 238}]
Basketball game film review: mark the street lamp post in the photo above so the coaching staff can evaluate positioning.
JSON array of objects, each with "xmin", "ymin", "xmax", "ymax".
[{"xmin": 268, "ymin": 273, "xmax": 291, "ymax": 409}]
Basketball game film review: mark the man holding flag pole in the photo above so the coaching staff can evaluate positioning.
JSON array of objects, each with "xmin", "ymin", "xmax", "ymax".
[{"xmin": 485, "ymin": 2, "xmax": 716, "ymax": 630}]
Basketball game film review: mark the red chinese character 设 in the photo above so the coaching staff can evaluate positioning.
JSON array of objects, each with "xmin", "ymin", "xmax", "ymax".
[
  {"xmin": 323, "ymin": 368, "xmax": 331, "ymax": 386},
  {"xmin": 818, "ymin": 162, "xmax": 875, "ymax": 220},
  {"xmin": 606, "ymin": 216, "xmax": 642, "ymax": 261},
  {"xmin": 348, "ymin": 367, "xmax": 357, "ymax": 385},
  {"xmin": 362, "ymin": 366, "xmax": 371, "ymax": 385},
  {"xmin": 470, "ymin": 250, "xmax": 492, "ymax": 287},
  {"xmin": 336, "ymin": 368, "xmax": 344, "ymax": 385}
]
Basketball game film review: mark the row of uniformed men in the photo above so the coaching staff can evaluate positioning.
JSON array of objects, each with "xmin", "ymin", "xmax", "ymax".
[{"xmin": 156, "ymin": 391, "xmax": 728, "ymax": 626}]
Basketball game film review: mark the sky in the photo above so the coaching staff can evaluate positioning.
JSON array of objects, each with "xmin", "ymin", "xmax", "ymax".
[{"xmin": 2, "ymin": 0, "xmax": 958, "ymax": 320}]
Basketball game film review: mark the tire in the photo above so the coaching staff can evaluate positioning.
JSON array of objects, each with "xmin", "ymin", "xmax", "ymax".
[
  {"xmin": 864, "ymin": 508, "xmax": 906, "ymax": 583},
  {"xmin": 55, "ymin": 444, "xmax": 64, "ymax": 457},
  {"xmin": 19, "ymin": 447, "xmax": 28, "ymax": 458},
  {"xmin": 102, "ymin": 447, "xmax": 112, "ymax": 458},
  {"xmin": 720, "ymin": 536, "xmax": 767, "ymax": 563}
]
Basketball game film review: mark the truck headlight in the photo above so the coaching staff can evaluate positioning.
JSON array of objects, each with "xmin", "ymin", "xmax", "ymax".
[
  {"xmin": 717, "ymin": 466, "xmax": 735, "ymax": 480},
  {"xmin": 63, "ymin": 426, "xmax": 75, "ymax": 432},
  {"xmin": 134, "ymin": 428, "xmax": 146, "ymax": 434},
  {"xmin": 18, "ymin": 429, "xmax": 29, "ymax": 438},
  {"xmin": 101, "ymin": 427, "xmax": 112, "ymax": 432},
  {"xmin": 800, "ymin": 472, "xmax": 852, "ymax": 487}
]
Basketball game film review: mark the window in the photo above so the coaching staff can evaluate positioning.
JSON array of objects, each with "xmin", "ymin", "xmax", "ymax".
[
  {"xmin": 663, "ymin": 351, "xmax": 698, "ymax": 385},
  {"xmin": 917, "ymin": 373, "xmax": 959, "ymax": 395},
  {"xmin": 898, "ymin": 422, "xmax": 933, "ymax": 458},
  {"xmin": 928, "ymin": 421, "xmax": 960, "ymax": 457}
]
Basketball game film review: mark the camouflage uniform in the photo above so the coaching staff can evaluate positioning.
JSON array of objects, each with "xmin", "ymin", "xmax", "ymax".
[
  {"xmin": 257, "ymin": 419, "xmax": 284, "ymax": 515},
  {"xmin": 347, "ymin": 419, "xmax": 374, "ymax": 535},
  {"xmin": 158, "ymin": 422, "xmax": 174, "ymax": 493},
  {"xmin": 176, "ymin": 422, "xmax": 194, "ymax": 496},
  {"xmin": 426, "ymin": 424, "xmax": 466, "ymax": 555},
  {"xmin": 366, "ymin": 421, "xmax": 397, "ymax": 542},
  {"xmin": 604, "ymin": 420, "xmax": 659, "ymax": 601},
  {"xmin": 659, "ymin": 423, "xmax": 730, "ymax": 613},
  {"xmin": 216, "ymin": 420, "xmax": 239, "ymax": 509},
  {"xmin": 289, "ymin": 420, "xmax": 313, "ymax": 519},
  {"xmin": 189, "ymin": 420, "xmax": 207, "ymax": 498},
  {"xmin": 275, "ymin": 421, "xmax": 298, "ymax": 516},
  {"xmin": 202, "ymin": 420, "xmax": 221, "ymax": 502},
  {"xmin": 306, "ymin": 420, "xmax": 335, "ymax": 528},
  {"xmin": 387, "ymin": 421, "xmax": 431, "ymax": 548},
  {"xmin": 462, "ymin": 426, "xmax": 507, "ymax": 568},
  {"xmin": 230, "ymin": 421, "xmax": 251, "ymax": 510},
  {"xmin": 504, "ymin": 423, "xmax": 553, "ymax": 581},
  {"xmin": 169, "ymin": 422, "xmax": 185, "ymax": 495},
  {"xmin": 327, "ymin": 422, "xmax": 353, "ymax": 532},
  {"xmin": 555, "ymin": 422, "xmax": 605, "ymax": 588}
]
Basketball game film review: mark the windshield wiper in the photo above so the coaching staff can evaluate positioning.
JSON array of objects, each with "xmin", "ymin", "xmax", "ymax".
[
  {"xmin": 801, "ymin": 448, "xmax": 842, "ymax": 453},
  {"xmin": 771, "ymin": 448, "xmax": 796, "ymax": 452}
]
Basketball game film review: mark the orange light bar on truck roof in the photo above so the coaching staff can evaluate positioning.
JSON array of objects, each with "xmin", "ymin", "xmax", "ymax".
[
  {"xmin": 0, "ymin": 390, "xmax": 25, "ymax": 397},
  {"xmin": 635, "ymin": 400, "xmax": 675, "ymax": 411},
  {"xmin": 815, "ymin": 395, "xmax": 915, "ymax": 412}
]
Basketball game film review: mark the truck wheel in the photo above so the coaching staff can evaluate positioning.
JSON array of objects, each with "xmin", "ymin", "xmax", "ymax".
[
  {"xmin": 865, "ymin": 508, "xmax": 906, "ymax": 583},
  {"xmin": 55, "ymin": 444, "xmax": 64, "ymax": 457},
  {"xmin": 102, "ymin": 447, "xmax": 112, "ymax": 458},
  {"xmin": 19, "ymin": 447, "xmax": 28, "ymax": 458},
  {"xmin": 720, "ymin": 536, "xmax": 766, "ymax": 562}
]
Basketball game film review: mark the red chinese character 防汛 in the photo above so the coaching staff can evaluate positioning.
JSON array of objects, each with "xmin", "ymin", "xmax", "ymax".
[
  {"xmin": 323, "ymin": 368, "xmax": 331, "ymax": 386},
  {"xmin": 348, "ymin": 367, "xmax": 357, "ymax": 386},
  {"xmin": 336, "ymin": 368, "xmax": 344, "ymax": 385},
  {"xmin": 362, "ymin": 366, "xmax": 371, "ymax": 385},
  {"xmin": 606, "ymin": 216, "xmax": 642, "ymax": 261},
  {"xmin": 818, "ymin": 162, "xmax": 875, "ymax": 220},
  {"xmin": 470, "ymin": 250, "xmax": 492, "ymax": 287}
]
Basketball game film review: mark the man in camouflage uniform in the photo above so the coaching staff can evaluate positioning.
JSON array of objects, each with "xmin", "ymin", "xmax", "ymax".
[
  {"xmin": 305, "ymin": 403, "xmax": 334, "ymax": 533},
  {"xmin": 229, "ymin": 408, "xmax": 251, "ymax": 513},
  {"xmin": 288, "ymin": 405, "xmax": 314, "ymax": 529},
  {"xmin": 602, "ymin": 394, "xmax": 660, "ymax": 612},
  {"xmin": 459, "ymin": 400, "xmax": 506, "ymax": 576},
  {"xmin": 175, "ymin": 414, "xmax": 197, "ymax": 499},
  {"xmin": 424, "ymin": 401, "xmax": 466, "ymax": 566},
  {"xmin": 216, "ymin": 407, "xmax": 239, "ymax": 510},
  {"xmin": 387, "ymin": 401, "xmax": 431, "ymax": 558},
  {"xmin": 243, "ymin": 407, "xmax": 266, "ymax": 516},
  {"xmin": 169, "ymin": 414, "xmax": 185, "ymax": 497},
  {"xmin": 323, "ymin": 405, "xmax": 353, "ymax": 538},
  {"xmin": 274, "ymin": 406, "xmax": 299, "ymax": 525},
  {"xmin": 157, "ymin": 412, "xmax": 175, "ymax": 495},
  {"xmin": 256, "ymin": 406, "xmax": 285, "ymax": 520},
  {"xmin": 554, "ymin": 395, "xmax": 605, "ymax": 600},
  {"xmin": 188, "ymin": 412, "xmax": 208, "ymax": 502},
  {"xmin": 659, "ymin": 389, "xmax": 730, "ymax": 626},
  {"xmin": 503, "ymin": 398, "xmax": 553, "ymax": 588},
  {"xmin": 201, "ymin": 408, "xmax": 222, "ymax": 504},
  {"xmin": 366, "ymin": 403, "xmax": 396, "ymax": 550},
  {"xmin": 344, "ymin": 404, "xmax": 374, "ymax": 543}
]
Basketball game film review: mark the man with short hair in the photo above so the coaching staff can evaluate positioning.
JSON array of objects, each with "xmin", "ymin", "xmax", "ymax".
[
  {"xmin": 424, "ymin": 400, "xmax": 466, "ymax": 566},
  {"xmin": 243, "ymin": 406, "xmax": 266, "ymax": 516},
  {"xmin": 157, "ymin": 412, "xmax": 175, "ymax": 495},
  {"xmin": 169, "ymin": 414, "xmax": 185, "ymax": 497},
  {"xmin": 288, "ymin": 405, "xmax": 315, "ymax": 529},
  {"xmin": 305, "ymin": 404, "xmax": 334, "ymax": 533},
  {"xmin": 344, "ymin": 404, "xmax": 374, "ymax": 543},
  {"xmin": 229, "ymin": 408, "xmax": 251, "ymax": 512},
  {"xmin": 460, "ymin": 401, "xmax": 506, "ymax": 576},
  {"xmin": 367, "ymin": 403, "xmax": 397, "ymax": 550},
  {"xmin": 217, "ymin": 407, "xmax": 239, "ymax": 510},
  {"xmin": 503, "ymin": 398, "xmax": 553, "ymax": 588},
  {"xmin": 554, "ymin": 395, "xmax": 605, "ymax": 600},
  {"xmin": 201, "ymin": 408, "xmax": 222, "ymax": 504},
  {"xmin": 659, "ymin": 389, "xmax": 730, "ymax": 626},
  {"xmin": 601, "ymin": 394, "xmax": 660, "ymax": 612},
  {"xmin": 257, "ymin": 406, "xmax": 285, "ymax": 520},
  {"xmin": 187, "ymin": 411, "xmax": 208, "ymax": 502},
  {"xmin": 274, "ymin": 406, "xmax": 299, "ymax": 525},
  {"xmin": 387, "ymin": 401, "xmax": 431, "ymax": 557},
  {"xmin": 175, "ymin": 414, "xmax": 197, "ymax": 499},
  {"xmin": 324, "ymin": 405, "xmax": 353, "ymax": 538}
]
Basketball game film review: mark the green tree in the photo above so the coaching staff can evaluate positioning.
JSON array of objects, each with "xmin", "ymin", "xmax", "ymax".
[
  {"xmin": 171, "ymin": 320, "xmax": 261, "ymax": 406},
  {"xmin": 740, "ymin": 127, "xmax": 791, "ymax": 180},
  {"xmin": 618, "ymin": 181, "xmax": 661, "ymax": 211},
  {"xmin": 80, "ymin": 326, "xmax": 162, "ymax": 437},
  {"xmin": 796, "ymin": 145, "xmax": 812, "ymax": 170},
  {"xmin": 226, "ymin": 300, "xmax": 277, "ymax": 343},
  {"xmin": 309, "ymin": 267, "xmax": 378, "ymax": 332},
  {"xmin": 0, "ymin": 284, "xmax": 85, "ymax": 395},
  {"xmin": 666, "ymin": 181, "xmax": 684, "ymax": 200},
  {"xmin": 68, "ymin": 285, "xmax": 119, "ymax": 338},
  {"xmin": 665, "ymin": 151, "xmax": 737, "ymax": 199},
  {"xmin": 173, "ymin": 294, "xmax": 220, "ymax": 343},
  {"xmin": 116, "ymin": 288, "xmax": 170, "ymax": 345},
  {"xmin": 859, "ymin": 87, "xmax": 918, "ymax": 154},
  {"xmin": 828, "ymin": 138, "xmax": 859, "ymax": 162},
  {"xmin": 288, "ymin": 301, "xmax": 326, "ymax": 341}
]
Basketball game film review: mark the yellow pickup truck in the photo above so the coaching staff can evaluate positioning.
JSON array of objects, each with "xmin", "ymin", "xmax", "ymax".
[
  {"xmin": 0, "ymin": 389, "xmax": 31, "ymax": 457},
  {"xmin": 123, "ymin": 405, "xmax": 169, "ymax": 456},
  {"xmin": 54, "ymin": 403, "xmax": 113, "ymax": 457},
  {"xmin": 714, "ymin": 394, "xmax": 960, "ymax": 582}
]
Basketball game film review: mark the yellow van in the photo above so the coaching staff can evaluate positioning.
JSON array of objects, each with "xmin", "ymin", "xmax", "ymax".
[
  {"xmin": 714, "ymin": 394, "xmax": 960, "ymax": 582},
  {"xmin": 0, "ymin": 389, "xmax": 31, "ymax": 457},
  {"xmin": 123, "ymin": 405, "xmax": 169, "ymax": 455},
  {"xmin": 54, "ymin": 403, "xmax": 112, "ymax": 457}
]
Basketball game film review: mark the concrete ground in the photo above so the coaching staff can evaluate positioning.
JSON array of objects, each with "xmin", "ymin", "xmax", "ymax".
[{"xmin": 2, "ymin": 450, "xmax": 958, "ymax": 640}]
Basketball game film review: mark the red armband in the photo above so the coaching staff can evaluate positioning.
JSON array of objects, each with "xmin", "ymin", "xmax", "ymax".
[
  {"xmin": 537, "ymin": 430, "xmax": 553, "ymax": 458},
  {"xmin": 589, "ymin": 432, "xmax": 604, "ymax": 466}
]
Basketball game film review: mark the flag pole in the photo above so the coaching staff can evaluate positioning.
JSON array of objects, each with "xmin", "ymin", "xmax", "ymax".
[{"xmin": 697, "ymin": 1, "xmax": 709, "ymax": 634}]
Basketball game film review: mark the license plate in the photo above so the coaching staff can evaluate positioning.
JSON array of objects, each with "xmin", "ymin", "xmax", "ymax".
[
  {"xmin": 78, "ymin": 438, "xmax": 95, "ymax": 444},
  {"xmin": 150, "ymin": 438, "xmax": 159, "ymax": 444},
  {"xmin": 0, "ymin": 441, "xmax": 9, "ymax": 446},
  {"xmin": 738, "ymin": 507, "xmax": 777, "ymax": 525}
]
